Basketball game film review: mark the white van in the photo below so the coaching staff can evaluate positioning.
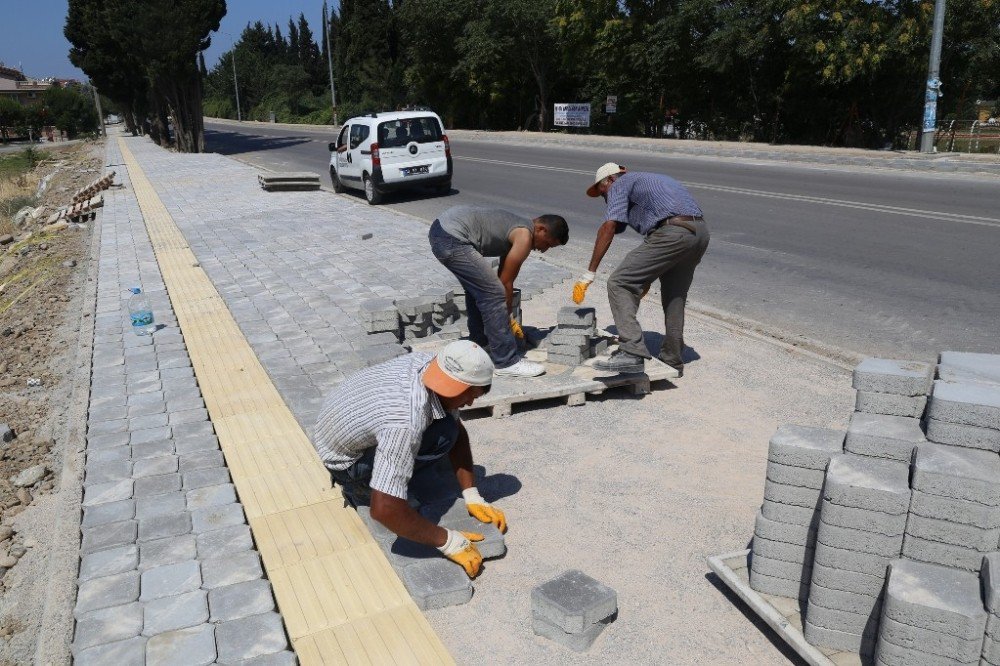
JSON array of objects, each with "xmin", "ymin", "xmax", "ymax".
[{"xmin": 328, "ymin": 110, "xmax": 452, "ymax": 205}]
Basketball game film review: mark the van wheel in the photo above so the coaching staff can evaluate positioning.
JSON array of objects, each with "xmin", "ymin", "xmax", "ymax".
[
  {"xmin": 331, "ymin": 167, "xmax": 347, "ymax": 193},
  {"xmin": 363, "ymin": 174, "xmax": 383, "ymax": 205}
]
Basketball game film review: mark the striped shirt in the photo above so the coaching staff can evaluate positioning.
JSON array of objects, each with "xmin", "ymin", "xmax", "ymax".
[
  {"xmin": 312, "ymin": 352, "xmax": 455, "ymax": 499},
  {"xmin": 604, "ymin": 171, "xmax": 703, "ymax": 236}
]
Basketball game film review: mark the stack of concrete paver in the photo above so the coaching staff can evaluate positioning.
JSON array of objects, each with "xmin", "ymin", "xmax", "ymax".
[
  {"xmin": 853, "ymin": 358, "xmax": 935, "ymax": 419},
  {"xmin": 903, "ymin": 443, "xmax": 1000, "ymax": 572},
  {"xmin": 72, "ymin": 171, "xmax": 116, "ymax": 203},
  {"xmin": 750, "ymin": 425, "xmax": 845, "ymax": 600},
  {"xmin": 531, "ymin": 570, "xmax": 618, "ymax": 652},
  {"xmin": 926, "ymin": 367, "xmax": 1000, "ymax": 454},
  {"xmin": 257, "ymin": 172, "xmax": 320, "ymax": 191},
  {"xmin": 981, "ymin": 553, "xmax": 1000, "ymax": 665},
  {"xmin": 395, "ymin": 294, "xmax": 439, "ymax": 341},
  {"xmin": 874, "ymin": 559, "xmax": 987, "ymax": 665},
  {"xmin": 804, "ymin": 455, "xmax": 909, "ymax": 655},
  {"xmin": 359, "ymin": 298, "xmax": 400, "ymax": 337},
  {"xmin": 546, "ymin": 307, "xmax": 601, "ymax": 366}
]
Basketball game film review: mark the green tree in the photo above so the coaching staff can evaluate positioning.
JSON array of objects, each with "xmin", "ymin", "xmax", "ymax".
[
  {"xmin": 43, "ymin": 85, "xmax": 99, "ymax": 138},
  {"xmin": 0, "ymin": 98, "xmax": 25, "ymax": 143}
]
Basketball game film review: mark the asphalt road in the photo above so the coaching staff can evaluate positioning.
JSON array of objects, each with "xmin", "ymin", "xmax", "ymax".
[{"xmin": 204, "ymin": 120, "xmax": 1000, "ymax": 361}]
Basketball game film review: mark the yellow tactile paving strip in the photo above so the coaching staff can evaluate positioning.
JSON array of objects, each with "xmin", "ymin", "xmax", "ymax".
[{"xmin": 118, "ymin": 139, "xmax": 455, "ymax": 665}]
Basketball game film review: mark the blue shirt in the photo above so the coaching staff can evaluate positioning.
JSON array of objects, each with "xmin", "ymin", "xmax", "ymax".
[{"xmin": 604, "ymin": 171, "xmax": 703, "ymax": 236}]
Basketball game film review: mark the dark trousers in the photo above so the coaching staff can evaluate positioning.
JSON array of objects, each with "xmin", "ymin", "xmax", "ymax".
[
  {"xmin": 607, "ymin": 220, "xmax": 710, "ymax": 369},
  {"xmin": 428, "ymin": 220, "xmax": 518, "ymax": 369},
  {"xmin": 329, "ymin": 415, "xmax": 459, "ymax": 505}
]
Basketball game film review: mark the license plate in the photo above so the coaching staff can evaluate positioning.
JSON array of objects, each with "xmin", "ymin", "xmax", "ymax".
[{"xmin": 402, "ymin": 165, "xmax": 429, "ymax": 176}]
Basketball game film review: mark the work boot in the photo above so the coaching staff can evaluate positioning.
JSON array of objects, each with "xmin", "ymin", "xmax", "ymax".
[
  {"xmin": 594, "ymin": 350, "xmax": 645, "ymax": 373},
  {"xmin": 656, "ymin": 354, "xmax": 684, "ymax": 377},
  {"xmin": 495, "ymin": 358, "xmax": 546, "ymax": 378}
]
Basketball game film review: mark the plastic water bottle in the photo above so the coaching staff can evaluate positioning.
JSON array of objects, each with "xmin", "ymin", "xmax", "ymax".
[{"xmin": 127, "ymin": 287, "xmax": 155, "ymax": 335}]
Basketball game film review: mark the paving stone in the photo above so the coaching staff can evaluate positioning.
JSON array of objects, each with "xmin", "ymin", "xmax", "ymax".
[
  {"xmin": 76, "ymin": 570, "xmax": 141, "ymax": 615},
  {"xmin": 532, "ymin": 611, "xmax": 611, "ymax": 652},
  {"xmin": 877, "ymin": 615, "xmax": 982, "ymax": 661},
  {"xmin": 821, "ymin": 500, "xmax": 907, "ymax": 537},
  {"xmin": 810, "ymin": 561, "xmax": 886, "ymax": 597},
  {"xmin": 749, "ymin": 567, "xmax": 809, "ymax": 600},
  {"xmin": 761, "ymin": 498, "xmax": 820, "ymax": 527},
  {"xmin": 809, "ymin": 581, "xmax": 881, "ymax": 615},
  {"xmin": 822, "ymin": 454, "xmax": 910, "ymax": 515},
  {"xmin": 138, "ymin": 511, "xmax": 192, "ymax": 542},
  {"xmin": 765, "ymin": 461, "xmax": 827, "ymax": 490},
  {"xmin": 79, "ymin": 544, "xmax": 139, "ymax": 581},
  {"xmin": 813, "ymin": 540, "xmax": 893, "ymax": 578},
  {"xmin": 751, "ymin": 534, "xmax": 814, "ymax": 564},
  {"xmin": 937, "ymin": 351, "xmax": 1000, "ymax": 386},
  {"xmin": 805, "ymin": 599, "xmax": 880, "ymax": 636},
  {"xmin": 911, "ymin": 442, "xmax": 1000, "ymax": 506},
  {"xmin": 132, "ymin": 438, "xmax": 175, "ymax": 459},
  {"xmin": 146, "ymin": 623, "xmax": 216, "ymax": 665},
  {"xmin": 174, "ymin": 434, "xmax": 220, "ymax": 454},
  {"xmin": 131, "ymin": 426, "xmax": 172, "ymax": 446},
  {"xmin": 750, "ymin": 553, "xmax": 812, "ymax": 581},
  {"xmin": 134, "ymin": 473, "xmax": 182, "ymax": 497},
  {"xmin": 531, "ymin": 570, "xmax": 618, "ymax": 634},
  {"xmin": 753, "ymin": 510, "xmax": 817, "ymax": 547},
  {"xmin": 437, "ymin": 516, "xmax": 506, "ymax": 559},
  {"xmin": 133, "ymin": 455, "xmax": 178, "ymax": 478},
  {"xmin": 179, "ymin": 450, "xmax": 224, "ymax": 473},
  {"xmin": 136, "ymin": 492, "xmax": 187, "ymax": 520},
  {"xmin": 215, "ymin": 612, "xmax": 289, "ymax": 663},
  {"xmin": 905, "ymin": 512, "xmax": 1000, "ymax": 551},
  {"xmin": 140, "ymin": 534, "xmax": 197, "ymax": 571},
  {"xmin": 82, "ymin": 498, "xmax": 136, "ymax": 527},
  {"xmin": 852, "ymin": 358, "xmax": 934, "ymax": 396},
  {"xmin": 845, "ymin": 412, "xmax": 925, "ymax": 462},
  {"xmin": 74, "ymin": 636, "xmax": 147, "ymax": 666},
  {"xmin": 803, "ymin": 617, "xmax": 876, "ymax": 655},
  {"xmin": 816, "ymin": 519, "xmax": 903, "ymax": 558},
  {"xmin": 355, "ymin": 504, "xmax": 398, "ymax": 542},
  {"xmin": 766, "ymin": 426, "xmax": 844, "ymax": 470},
  {"xmin": 208, "ymin": 579, "xmax": 277, "ymax": 623},
  {"xmin": 900, "ymin": 533, "xmax": 987, "ymax": 572},
  {"xmin": 85, "ymin": 460, "xmax": 133, "ymax": 484},
  {"xmin": 201, "ymin": 551, "xmax": 264, "ymax": 589},
  {"xmin": 140, "ymin": 560, "xmax": 201, "ymax": 601},
  {"xmin": 73, "ymin": 602, "xmax": 144, "ymax": 651},
  {"xmin": 86, "ymin": 445, "xmax": 132, "ymax": 463},
  {"xmin": 183, "ymin": 466, "xmax": 231, "ymax": 489},
  {"xmin": 191, "ymin": 503, "xmax": 245, "ymax": 533},
  {"xmin": 927, "ymin": 380, "xmax": 1000, "ymax": 429},
  {"xmin": 87, "ymin": 431, "xmax": 130, "ymax": 450},
  {"xmin": 81, "ymin": 519, "xmax": 137, "ymax": 555},
  {"xmin": 556, "ymin": 306, "xmax": 596, "ymax": 328},
  {"xmin": 174, "ymin": 421, "xmax": 215, "ymax": 439},
  {"xmin": 855, "ymin": 391, "xmax": 927, "ymax": 418},
  {"xmin": 763, "ymin": 479, "xmax": 822, "ymax": 509},
  {"xmin": 143, "ymin": 589, "xmax": 208, "ymax": 636},
  {"xmin": 186, "ymin": 483, "xmax": 236, "ymax": 510},
  {"xmin": 882, "ymin": 559, "xmax": 987, "ymax": 640},
  {"xmin": 83, "ymin": 479, "xmax": 134, "ymax": 507},
  {"xmin": 196, "ymin": 524, "xmax": 253, "ymax": 559},
  {"xmin": 874, "ymin": 635, "xmax": 977, "ymax": 666},
  {"xmin": 924, "ymin": 418, "xmax": 1000, "ymax": 452}
]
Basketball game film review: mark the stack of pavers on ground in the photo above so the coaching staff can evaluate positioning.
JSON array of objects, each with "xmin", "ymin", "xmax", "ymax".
[
  {"xmin": 981, "ymin": 553, "xmax": 1000, "ymax": 665},
  {"xmin": 546, "ymin": 307, "xmax": 603, "ymax": 367},
  {"xmin": 72, "ymin": 171, "xmax": 116, "ymax": 203},
  {"xmin": 805, "ymin": 455, "xmax": 909, "ymax": 656},
  {"xmin": 396, "ymin": 289, "xmax": 461, "ymax": 341},
  {"xmin": 927, "ymin": 352, "xmax": 1000, "ymax": 453},
  {"xmin": 750, "ymin": 426, "xmax": 845, "ymax": 602},
  {"xmin": 531, "ymin": 570, "xmax": 618, "ymax": 652},
  {"xmin": 874, "ymin": 559, "xmax": 987, "ymax": 665},
  {"xmin": 853, "ymin": 357, "xmax": 934, "ymax": 419},
  {"xmin": 257, "ymin": 172, "xmax": 320, "ymax": 192}
]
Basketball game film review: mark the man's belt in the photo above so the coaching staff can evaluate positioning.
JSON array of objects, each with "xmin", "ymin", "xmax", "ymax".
[{"xmin": 656, "ymin": 215, "xmax": 703, "ymax": 234}]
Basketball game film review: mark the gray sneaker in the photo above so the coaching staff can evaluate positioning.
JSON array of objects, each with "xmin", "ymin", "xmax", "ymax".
[{"xmin": 594, "ymin": 350, "xmax": 645, "ymax": 373}]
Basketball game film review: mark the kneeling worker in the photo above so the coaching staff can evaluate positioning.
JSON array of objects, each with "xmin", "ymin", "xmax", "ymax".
[
  {"xmin": 313, "ymin": 340, "xmax": 506, "ymax": 578},
  {"xmin": 430, "ymin": 205, "xmax": 569, "ymax": 378}
]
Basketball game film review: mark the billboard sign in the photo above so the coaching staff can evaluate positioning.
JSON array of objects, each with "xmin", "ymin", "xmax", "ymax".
[{"xmin": 554, "ymin": 103, "xmax": 591, "ymax": 127}]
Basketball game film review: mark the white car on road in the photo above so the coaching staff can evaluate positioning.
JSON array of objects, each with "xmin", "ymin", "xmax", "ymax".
[{"xmin": 328, "ymin": 110, "xmax": 452, "ymax": 204}]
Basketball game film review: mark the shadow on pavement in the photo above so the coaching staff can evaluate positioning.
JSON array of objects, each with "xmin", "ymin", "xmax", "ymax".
[
  {"xmin": 204, "ymin": 129, "xmax": 314, "ymax": 156},
  {"xmin": 474, "ymin": 464, "xmax": 522, "ymax": 502}
]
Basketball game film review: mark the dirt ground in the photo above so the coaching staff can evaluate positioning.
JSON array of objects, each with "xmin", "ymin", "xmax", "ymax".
[{"xmin": 0, "ymin": 140, "xmax": 104, "ymax": 664}]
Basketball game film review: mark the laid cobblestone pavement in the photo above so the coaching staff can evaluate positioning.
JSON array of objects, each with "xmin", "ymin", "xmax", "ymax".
[{"xmin": 74, "ymin": 133, "xmax": 570, "ymax": 662}]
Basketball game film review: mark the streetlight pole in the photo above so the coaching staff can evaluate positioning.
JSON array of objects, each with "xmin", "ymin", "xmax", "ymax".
[
  {"xmin": 222, "ymin": 30, "xmax": 242, "ymax": 122},
  {"xmin": 323, "ymin": 1, "xmax": 338, "ymax": 126},
  {"xmin": 919, "ymin": 0, "xmax": 946, "ymax": 153}
]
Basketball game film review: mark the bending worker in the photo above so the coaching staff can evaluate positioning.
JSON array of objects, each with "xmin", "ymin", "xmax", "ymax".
[
  {"xmin": 429, "ymin": 205, "xmax": 569, "ymax": 378},
  {"xmin": 574, "ymin": 163, "xmax": 710, "ymax": 376},
  {"xmin": 312, "ymin": 340, "xmax": 506, "ymax": 578}
]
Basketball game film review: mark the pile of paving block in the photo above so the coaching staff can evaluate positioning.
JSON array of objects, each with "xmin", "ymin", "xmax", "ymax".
[
  {"xmin": 746, "ymin": 350, "xmax": 1000, "ymax": 662},
  {"xmin": 45, "ymin": 171, "xmax": 115, "ymax": 225},
  {"xmin": 72, "ymin": 171, "xmax": 116, "ymax": 203},
  {"xmin": 257, "ymin": 172, "xmax": 320, "ymax": 192},
  {"xmin": 531, "ymin": 570, "xmax": 618, "ymax": 652},
  {"xmin": 359, "ymin": 290, "xmax": 464, "ymax": 346},
  {"xmin": 544, "ymin": 307, "xmax": 607, "ymax": 367}
]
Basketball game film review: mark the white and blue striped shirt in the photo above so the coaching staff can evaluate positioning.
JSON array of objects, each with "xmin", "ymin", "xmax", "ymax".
[
  {"xmin": 312, "ymin": 352, "xmax": 453, "ymax": 499},
  {"xmin": 605, "ymin": 171, "xmax": 703, "ymax": 236}
]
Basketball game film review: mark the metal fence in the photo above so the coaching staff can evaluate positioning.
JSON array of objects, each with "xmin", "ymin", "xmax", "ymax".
[{"xmin": 905, "ymin": 119, "xmax": 1000, "ymax": 153}]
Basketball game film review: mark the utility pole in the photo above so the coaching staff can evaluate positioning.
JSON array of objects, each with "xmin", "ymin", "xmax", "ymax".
[
  {"xmin": 323, "ymin": 1, "xmax": 338, "ymax": 126},
  {"xmin": 90, "ymin": 82, "xmax": 106, "ymax": 137},
  {"xmin": 231, "ymin": 46, "xmax": 242, "ymax": 122},
  {"xmin": 919, "ymin": 0, "xmax": 946, "ymax": 153}
]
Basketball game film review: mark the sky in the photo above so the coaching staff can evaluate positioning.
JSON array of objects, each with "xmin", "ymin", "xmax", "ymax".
[{"xmin": 0, "ymin": 0, "xmax": 337, "ymax": 80}]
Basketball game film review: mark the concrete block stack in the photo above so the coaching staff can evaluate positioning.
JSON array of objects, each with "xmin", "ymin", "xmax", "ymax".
[
  {"xmin": 750, "ymin": 425, "xmax": 845, "ymax": 600},
  {"xmin": 395, "ymin": 294, "xmax": 438, "ymax": 341},
  {"xmin": 531, "ymin": 570, "xmax": 618, "ymax": 652},
  {"xmin": 427, "ymin": 289, "xmax": 461, "ymax": 331},
  {"xmin": 358, "ymin": 298, "xmax": 399, "ymax": 336},
  {"xmin": 72, "ymin": 171, "xmax": 116, "ymax": 203},
  {"xmin": 903, "ymin": 443, "xmax": 1000, "ymax": 572},
  {"xmin": 926, "ymin": 375, "xmax": 1000, "ymax": 453},
  {"xmin": 804, "ymin": 455, "xmax": 909, "ymax": 655},
  {"xmin": 845, "ymin": 412, "xmax": 926, "ymax": 463},
  {"xmin": 853, "ymin": 358, "xmax": 935, "ymax": 419},
  {"xmin": 981, "ymin": 553, "xmax": 1000, "ymax": 665},
  {"xmin": 547, "ymin": 307, "xmax": 599, "ymax": 367},
  {"xmin": 874, "ymin": 559, "xmax": 986, "ymax": 666}
]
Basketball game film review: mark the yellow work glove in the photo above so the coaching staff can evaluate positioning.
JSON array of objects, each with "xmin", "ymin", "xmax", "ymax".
[
  {"xmin": 438, "ymin": 529, "xmax": 485, "ymax": 578},
  {"xmin": 510, "ymin": 317, "xmax": 524, "ymax": 339},
  {"xmin": 572, "ymin": 271, "xmax": 596, "ymax": 304},
  {"xmin": 463, "ymin": 487, "xmax": 508, "ymax": 533}
]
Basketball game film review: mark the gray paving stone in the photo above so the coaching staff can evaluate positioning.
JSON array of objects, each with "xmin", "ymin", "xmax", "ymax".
[
  {"xmin": 749, "ymin": 567, "xmax": 809, "ymax": 600},
  {"xmin": 183, "ymin": 467, "xmax": 231, "ymax": 489},
  {"xmin": 766, "ymin": 426, "xmax": 845, "ymax": 470},
  {"xmin": 809, "ymin": 581, "xmax": 881, "ymax": 615},
  {"xmin": 874, "ymin": 635, "xmax": 976, "ymax": 666},
  {"xmin": 821, "ymin": 500, "xmax": 907, "ymax": 537},
  {"xmin": 191, "ymin": 503, "xmax": 245, "ymax": 533},
  {"xmin": 556, "ymin": 306, "xmax": 596, "ymax": 328},
  {"xmin": 131, "ymin": 426, "xmax": 172, "ymax": 446},
  {"xmin": 73, "ymin": 602, "xmax": 144, "ymax": 652},
  {"xmin": 82, "ymin": 499, "xmax": 135, "ymax": 527},
  {"xmin": 196, "ymin": 524, "xmax": 254, "ymax": 559},
  {"xmin": 146, "ymin": 623, "xmax": 216, "ymax": 665},
  {"xmin": 753, "ymin": 510, "xmax": 816, "ymax": 547},
  {"xmin": 803, "ymin": 617, "xmax": 876, "ymax": 655},
  {"xmin": 209, "ymin": 580, "xmax": 276, "ymax": 622},
  {"xmin": 911, "ymin": 442, "xmax": 1000, "ymax": 506},
  {"xmin": 905, "ymin": 512, "xmax": 1000, "ymax": 551},
  {"xmin": 883, "ymin": 559, "xmax": 987, "ymax": 640},
  {"xmin": 813, "ymin": 540, "xmax": 893, "ymax": 578},
  {"xmin": 131, "ymin": 438, "xmax": 175, "ymax": 459},
  {"xmin": 76, "ymin": 570, "xmax": 141, "ymax": 615},
  {"xmin": 750, "ymin": 553, "xmax": 812, "ymax": 581},
  {"xmin": 823, "ymin": 454, "xmax": 910, "ymax": 515},
  {"xmin": 855, "ymin": 391, "xmax": 927, "ymax": 418},
  {"xmin": 86, "ymin": 432, "xmax": 130, "ymax": 450},
  {"xmin": 201, "ymin": 551, "xmax": 263, "ymax": 589},
  {"xmin": 134, "ymin": 473, "xmax": 182, "ymax": 497},
  {"xmin": 438, "ymin": 516, "xmax": 506, "ymax": 559},
  {"xmin": 399, "ymin": 558, "xmax": 472, "ymax": 610},
  {"xmin": 169, "ymin": 408, "xmax": 209, "ymax": 426},
  {"xmin": 925, "ymin": 418, "xmax": 1000, "ymax": 452},
  {"xmin": 751, "ymin": 534, "xmax": 814, "ymax": 564},
  {"xmin": 805, "ymin": 599, "xmax": 880, "ymax": 637},
  {"xmin": 139, "ymin": 534, "xmax": 197, "ymax": 571},
  {"xmin": 140, "ymin": 561, "xmax": 201, "ymax": 601},
  {"xmin": 81, "ymin": 519, "xmax": 137, "ymax": 555},
  {"xmin": 138, "ymin": 511, "xmax": 192, "ymax": 542},
  {"xmin": 186, "ymin": 483, "xmax": 236, "ymax": 510},
  {"xmin": 136, "ymin": 491, "xmax": 187, "ymax": 520},
  {"xmin": 531, "ymin": 569, "xmax": 618, "ymax": 634},
  {"xmin": 174, "ymin": 434, "xmax": 220, "ymax": 454},
  {"xmin": 79, "ymin": 544, "xmax": 139, "ymax": 581},
  {"xmin": 128, "ymin": 401, "xmax": 166, "ymax": 419},
  {"xmin": 532, "ymin": 611, "xmax": 611, "ymax": 652},
  {"xmin": 908, "ymin": 489, "xmax": 1000, "ymax": 530},
  {"xmin": 74, "ymin": 635, "xmax": 147, "ymax": 666},
  {"xmin": 83, "ymin": 479, "xmax": 133, "ymax": 507},
  {"xmin": 761, "ymin": 498, "xmax": 821, "ymax": 527},
  {"xmin": 816, "ymin": 519, "xmax": 903, "ymax": 558},
  {"xmin": 852, "ymin": 358, "xmax": 934, "ymax": 396},
  {"xmin": 763, "ymin": 479, "xmax": 822, "ymax": 509},
  {"xmin": 179, "ymin": 450, "xmax": 224, "ymax": 473},
  {"xmin": 901, "ymin": 533, "xmax": 987, "ymax": 571},
  {"xmin": 215, "ymin": 612, "xmax": 289, "ymax": 663},
  {"xmin": 88, "ymin": 418, "xmax": 128, "ymax": 437},
  {"xmin": 133, "ymin": 455, "xmax": 178, "ymax": 478},
  {"xmin": 143, "ymin": 589, "xmax": 208, "ymax": 636},
  {"xmin": 765, "ymin": 461, "xmax": 827, "ymax": 490},
  {"xmin": 174, "ymin": 421, "xmax": 215, "ymax": 439},
  {"xmin": 87, "ymin": 445, "xmax": 132, "ymax": 463},
  {"xmin": 355, "ymin": 504, "xmax": 398, "ymax": 542},
  {"xmin": 937, "ymin": 351, "xmax": 1000, "ymax": 386},
  {"xmin": 845, "ymin": 412, "xmax": 925, "ymax": 462},
  {"xmin": 810, "ymin": 561, "xmax": 886, "ymax": 597},
  {"xmin": 877, "ymin": 615, "xmax": 982, "ymax": 661},
  {"xmin": 927, "ymin": 380, "xmax": 1000, "ymax": 429}
]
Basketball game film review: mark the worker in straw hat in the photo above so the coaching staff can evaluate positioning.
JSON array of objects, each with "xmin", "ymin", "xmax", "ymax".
[
  {"xmin": 312, "ymin": 340, "xmax": 506, "ymax": 578},
  {"xmin": 573, "ymin": 162, "xmax": 710, "ymax": 376}
]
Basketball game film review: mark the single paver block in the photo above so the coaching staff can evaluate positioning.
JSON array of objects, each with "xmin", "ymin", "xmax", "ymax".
[
  {"xmin": 138, "ymin": 511, "xmax": 192, "ymax": 542},
  {"xmin": 905, "ymin": 513, "xmax": 1000, "ymax": 551},
  {"xmin": 927, "ymin": 380, "xmax": 1000, "ymax": 430},
  {"xmin": 822, "ymin": 454, "xmax": 910, "ymax": 515},
  {"xmin": 215, "ymin": 612, "xmax": 289, "ymax": 662},
  {"xmin": 877, "ymin": 615, "xmax": 982, "ymax": 661},
  {"xmin": 803, "ymin": 617, "xmax": 876, "ymax": 655},
  {"xmin": 81, "ymin": 498, "xmax": 135, "ymax": 529},
  {"xmin": 186, "ymin": 483, "xmax": 236, "ymax": 510},
  {"xmin": 531, "ymin": 570, "xmax": 618, "ymax": 634},
  {"xmin": 400, "ymin": 558, "xmax": 473, "ymax": 610},
  {"xmin": 81, "ymin": 519, "xmax": 137, "ymax": 555},
  {"xmin": 809, "ymin": 581, "xmax": 881, "ymax": 615},
  {"xmin": 855, "ymin": 391, "xmax": 927, "ymax": 418},
  {"xmin": 766, "ymin": 461, "xmax": 827, "ymax": 490},
  {"xmin": 805, "ymin": 599, "xmax": 880, "ymax": 636},
  {"xmin": 751, "ymin": 553, "xmax": 812, "ymax": 581},
  {"xmin": 763, "ymin": 479, "xmax": 822, "ymax": 509},
  {"xmin": 753, "ymin": 510, "xmax": 817, "ymax": 547},
  {"xmin": 751, "ymin": 534, "xmax": 814, "ymax": 564},
  {"xmin": 749, "ymin": 567, "xmax": 810, "ymax": 600},
  {"xmin": 73, "ymin": 636, "xmax": 147, "ymax": 666},
  {"xmin": 873, "ymin": 634, "xmax": 975, "ymax": 666},
  {"xmin": 439, "ymin": 516, "xmax": 507, "ymax": 559},
  {"xmin": 937, "ymin": 351, "xmax": 1000, "ymax": 386},
  {"xmin": 761, "ymin": 498, "xmax": 820, "ymax": 527},
  {"xmin": 557, "ymin": 307, "xmax": 596, "ymax": 328},
  {"xmin": 810, "ymin": 561, "xmax": 886, "ymax": 597},
  {"xmin": 911, "ymin": 443, "xmax": 1000, "ymax": 506},
  {"xmin": 195, "ymin": 524, "xmax": 253, "ymax": 559},
  {"xmin": 813, "ymin": 540, "xmax": 893, "ymax": 578},
  {"xmin": 136, "ymin": 492, "xmax": 186, "ymax": 520},
  {"xmin": 816, "ymin": 518, "xmax": 903, "ymax": 558},
  {"xmin": 901, "ymin": 533, "xmax": 986, "ymax": 572},
  {"xmin": 191, "ymin": 503, "xmax": 245, "ymax": 533},
  {"xmin": 532, "ymin": 611, "xmax": 611, "ymax": 652},
  {"xmin": 140, "ymin": 534, "xmax": 197, "ymax": 571},
  {"xmin": 201, "ymin": 551, "xmax": 263, "ymax": 589},
  {"xmin": 820, "ymin": 500, "xmax": 907, "ymax": 537},
  {"xmin": 845, "ymin": 412, "xmax": 925, "ymax": 462},
  {"xmin": 925, "ymin": 418, "xmax": 1000, "ymax": 453},
  {"xmin": 143, "ymin": 589, "xmax": 208, "ymax": 636},
  {"xmin": 79, "ymin": 544, "xmax": 139, "ymax": 581},
  {"xmin": 883, "ymin": 559, "xmax": 987, "ymax": 640},
  {"xmin": 767, "ymin": 426, "xmax": 845, "ymax": 470},
  {"xmin": 145, "ymin": 623, "xmax": 216, "ymax": 665},
  {"xmin": 73, "ymin": 602, "xmax": 143, "ymax": 651},
  {"xmin": 208, "ymin": 579, "xmax": 276, "ymax": 622},
  {"xmin": 852, "ymin": 358, "xmax": 934, "ymax": 396},
  {"xmin": 83, "ymin": 479, "xmax": 134, "ymax": 507},
  {"xmin": 140, "ymin": 560, "xmax": 201, "ymax": 601},
  {"xmin": 548, "ymin": 329, "xmax": 590, "ymax": 347}
]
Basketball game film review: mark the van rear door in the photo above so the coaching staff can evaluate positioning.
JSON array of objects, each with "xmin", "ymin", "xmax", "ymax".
[{"xmin": 376, "ymin": 116, "xmax": 447, "ymax": 182}]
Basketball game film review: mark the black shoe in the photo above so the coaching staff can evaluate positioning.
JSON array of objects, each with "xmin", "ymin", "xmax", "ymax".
[
  {"xmin": 656, "ymin": 355, "xmax": 684, "ymax": 377},
  {"xmin": 594, "ymin": 350, "xmax": 645, "ymax": 373}
]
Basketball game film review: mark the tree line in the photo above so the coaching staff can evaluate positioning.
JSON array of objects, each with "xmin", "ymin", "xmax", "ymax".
[
  {"xmin": 0, "ymin": 85, "xmax": 99, "ymax": 143},
  {"xmin": 204, "ymin": 0, "xmax": 1000, "ymax": 148}
]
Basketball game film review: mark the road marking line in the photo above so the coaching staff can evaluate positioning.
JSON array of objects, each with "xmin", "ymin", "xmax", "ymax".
[{"xmin": 455, "ymin": 155, "xmax": 1000, "ymax": 228}]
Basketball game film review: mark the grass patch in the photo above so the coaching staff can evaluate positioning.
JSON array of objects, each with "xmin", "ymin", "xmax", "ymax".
[{"xmin": 0, "ymin": 150, "xmax": 41, "ymax": 236}]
